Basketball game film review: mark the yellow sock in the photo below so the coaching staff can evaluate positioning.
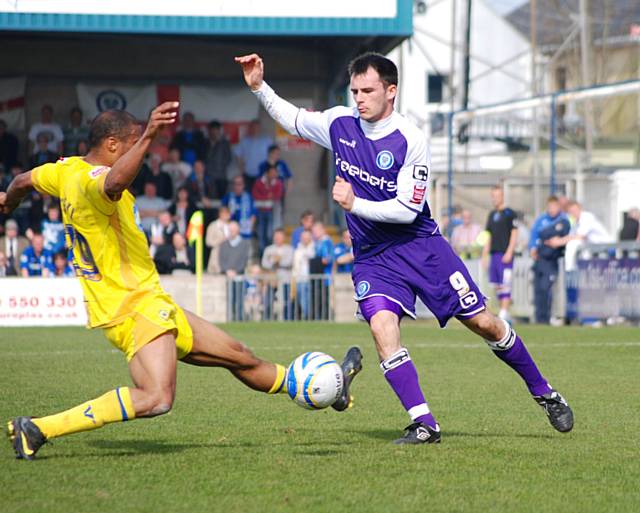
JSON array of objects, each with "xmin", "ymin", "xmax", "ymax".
[
  {"xmin": 267, "ymin": 364, "xmax": 288, "ymax": 394},
  {"xmin": 32, "ymin": 387, "xmax": 136, "ymax": 439}
]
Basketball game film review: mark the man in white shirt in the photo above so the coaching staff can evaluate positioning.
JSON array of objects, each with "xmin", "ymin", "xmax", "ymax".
[
  {"xmin": 161, "ymin": 148, "xmax": 192, "ymax": 191},
  {"xmin": 261, "ymin": 228, "xmax": 294, "ymax": 319},
  {"xmin": 545, "ymin": 201, "xmax": 613, "ymax": 270},
  {"xmin": 136, "ymin": 182, "xmax": 171, "ymax": 234},
  {"xmin": 545, "ymin": 201, "xmax": 613, "ymax": 324},
  {"xmin": 261, "ymin": 228, "xmax": 293, "ymax": 282},
  {"xmin": 28, "ymin": 105, "xmax": 64, "ymax": 155}
]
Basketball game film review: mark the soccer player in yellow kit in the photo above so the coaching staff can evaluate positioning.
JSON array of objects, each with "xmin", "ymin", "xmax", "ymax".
[{"xmin": 1, "ymin": 102, "xmax": 362, "ymax": 460}]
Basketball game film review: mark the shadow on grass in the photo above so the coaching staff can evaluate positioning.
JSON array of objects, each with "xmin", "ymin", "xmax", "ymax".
[
  {"xmin": 86, "ymin": 438, "xmax": 201, "ymax": 455},
  {"xmin": 295, "ymin": 449, "xmax": 342, "ymax": 456},
  {"xmin": 352, "ymin": 429, "xmax": 555, "ymax": 441},
  {"xmin": 445, "ymin": 430, "xmax": 555, "ymax": 440},
  {"xmin": 32, "ymin": 439, "xmax": 201, "ymax": 460}
]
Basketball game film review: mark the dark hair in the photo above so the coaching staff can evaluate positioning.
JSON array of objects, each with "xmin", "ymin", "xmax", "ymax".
[
  {"xmin": 70, "ymin": 106, "xmax": 82, "ymax": 116},
  {"xmin": 547, "ymin": 195, "xmax": 559, "ymax": 203},
  {"xmin": 268, "ymin": 144, "xmax": 280, "ymax": 153},
  {"xmin": 208, "ymin": 120, "xmax": 222, "ymax": 129},
  {"xmin": 88, "ymin": 110, "xmax": 137, "ymax": 149},
  {"xmin": 300, "ymin": 210, "xmax": 314, "ymax": 219},
  {"xmin": 41, "ymin": 104, "xmax": 53, "ymax": 114},
  {"xmin": 54, "ymin": 250, "xmax": 68, "ymax": 261},
  {"xmin": 348, "ymin": 52, "xmax": 398, "ymax": 86},
  {"xmin": 0, "ymin": 119, "xmax": 6, "ymax": 129},
  {"xmin": 273, "ymin": 228, "xmax": 285, "ymax": 235}
]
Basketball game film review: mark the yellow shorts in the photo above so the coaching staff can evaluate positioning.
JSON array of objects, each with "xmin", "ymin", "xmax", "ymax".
[{"xmin": 103, "ymin": 292, "xmax": 194, "ymax": 361}]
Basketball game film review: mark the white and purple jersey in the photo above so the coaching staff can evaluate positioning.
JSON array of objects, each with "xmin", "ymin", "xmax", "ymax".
[
  {"xmin": 254, "ymin": 82, "xmax": 486, "ymax": 325},
  {"xmin": 293, "ymin": 106, "xmax": 438, "ymax": 259}
]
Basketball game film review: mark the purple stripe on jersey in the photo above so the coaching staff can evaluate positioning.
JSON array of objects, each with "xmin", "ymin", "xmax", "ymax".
[
  {"xmin": 294, "ymin": 109, "xmax": 303, "ymax": 139},
  {"xmin": 397, "ymin": 198, "xmax": 422, "ymax": 214}
]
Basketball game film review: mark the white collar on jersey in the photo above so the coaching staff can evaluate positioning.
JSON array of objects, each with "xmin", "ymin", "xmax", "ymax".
[{"xmin": 358, "ymin": 110, "xmax": 400, "ymax": 141}]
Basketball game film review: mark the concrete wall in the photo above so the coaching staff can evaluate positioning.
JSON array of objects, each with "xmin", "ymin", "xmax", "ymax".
[
  {"xmin": 159, "ymin": 273, "xmax": 360, "ymax": 323},
  {"xmin": 159, "ymin": 273, "xmax": 228, "ymax": 323}
]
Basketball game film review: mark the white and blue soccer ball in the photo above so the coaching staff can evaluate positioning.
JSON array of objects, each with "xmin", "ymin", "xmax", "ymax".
[{"xmin": 287, "ymin": 352, "xmax": 344, "ymax": 410}]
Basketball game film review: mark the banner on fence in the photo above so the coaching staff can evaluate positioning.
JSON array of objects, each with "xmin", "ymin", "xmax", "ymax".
[
  {"xmin": 0, "ymin": 278, "xmax": 87, "ymax": 327},
  {"xmin": 577, "ymin": 257, "xmax": 640, "ymax": 321}
]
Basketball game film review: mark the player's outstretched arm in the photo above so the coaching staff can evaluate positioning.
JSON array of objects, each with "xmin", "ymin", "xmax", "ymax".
[
  {"xmin": 235, "ymin": 53, "xmax": 332, "ymax": 149},
  {"xmin": 0, "ymin": 171, "xmax": 34, "ymax": 215},
  {"xmin": 235, "ymin": 53, "xmax": 299, "ymax": 135},
  {"xmin": 104, "ymin": 102, "xmax": 179, "ymax": 198}
]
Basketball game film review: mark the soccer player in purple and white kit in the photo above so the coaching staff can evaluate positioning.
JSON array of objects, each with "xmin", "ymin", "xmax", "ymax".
[{"xmin": 236, "ymin": 52, "xmax": 574, "ymax": 443}]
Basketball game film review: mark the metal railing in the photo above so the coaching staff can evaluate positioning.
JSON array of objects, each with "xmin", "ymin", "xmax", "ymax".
[{"xmin": 226, "ymin": 273, "xmax": 334, "ymax": 322}]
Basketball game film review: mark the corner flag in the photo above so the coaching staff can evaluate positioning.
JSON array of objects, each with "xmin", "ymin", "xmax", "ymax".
[{"xmin": 186, "ymin": 211, "xmax": 204, "ymax": 316}]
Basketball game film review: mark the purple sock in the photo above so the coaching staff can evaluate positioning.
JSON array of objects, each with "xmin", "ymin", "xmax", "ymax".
[
  {"xmin": 487, "ymin": 322, "xmax": 552, "ymax": 396},
  {"xmin": 381, "ymin": 349, "xmax": 438, "ymax": 429}
]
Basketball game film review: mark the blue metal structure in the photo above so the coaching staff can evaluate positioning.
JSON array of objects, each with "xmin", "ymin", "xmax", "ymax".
[
  {"xmin": 0, "ymin": 0, "xmax": 412, "ymax": 36},
  {"xmin": 446, "ymin": 79, "xmax": 640, "ymax": 216}
]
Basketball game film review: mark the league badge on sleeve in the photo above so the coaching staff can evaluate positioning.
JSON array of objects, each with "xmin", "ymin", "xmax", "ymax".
[
  {"xmin": 412, "ymin": 165, "xmax": 429, "ymax": 181},
  {"xmin": 410, "ymin": 183, "xmax": 427, "ymax": 204}
]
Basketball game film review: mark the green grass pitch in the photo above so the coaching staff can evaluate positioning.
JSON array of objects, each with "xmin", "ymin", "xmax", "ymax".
[{"xmin": 1, "ymin": 322, "xmax": 639, "ymax": 513}]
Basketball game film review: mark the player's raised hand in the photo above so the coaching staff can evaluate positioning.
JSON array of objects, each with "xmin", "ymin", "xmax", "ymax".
[
  {"xmin": 143, "ymin": 101, "xmax": 179, "ymax": 140},
  {"xmin": 235, "ymin": 54, "xmax": 264, "ymax": 91},
  {"xmin": 332, "ymin": 176, "xmax": 355, "ymax": 211}
]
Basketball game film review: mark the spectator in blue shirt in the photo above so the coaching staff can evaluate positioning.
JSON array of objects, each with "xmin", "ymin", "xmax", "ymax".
[
  {"xmin": 50, "ymin": 250, "xmax": 75, "ymax": 277},
  {"xmin": 170, "ymin": 112, "xmax": 206, "ymax": 166},
  {"xmin": 41, "ymin": 204, "xmax": 66, "ymax": 254},
  {"xmin": 291, "ymin": 210, "xmax": 315, "ymax": 249},
  {"xmin": 20, "ymin": 233, "xmax": 53, "ymax": 277},
  {"xmin": 528, "ymin": 196, "xmax": 571, "ymax": 324},
  {"xmin": 311, "ymin": 222, "xmax": 334, "ymax": 277},
  {"xmin": 310, "ymin": 221, "xmax": 334, "ymax": 320},
  {"xmin": 258, "ymin": 145, "xmax": 292, "ymax": 187},
  {"xmin": 334, "ymin": 229, "xmax": 354, "ymax": 273},
  {"xmin": 222, "ymin": 176, "xmax": 256, "ymax": 240}
]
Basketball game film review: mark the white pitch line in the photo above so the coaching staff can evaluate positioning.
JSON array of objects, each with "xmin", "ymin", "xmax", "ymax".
[
  {"xmin": 1, "ymin": 342, "xmax": 639, "ymax": 358},
  {"xmin": 269, "ymin": 341, "xmax": 640, "ymax": 350}
]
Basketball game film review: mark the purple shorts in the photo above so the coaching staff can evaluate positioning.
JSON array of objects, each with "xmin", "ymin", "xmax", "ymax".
[
  {"xmin": 352, "ymin": 235, "xmax": 486, "ymax": 327},
  {"xmin": 489, "ymin": 252, "xmax": 513, "ymax": 300}
]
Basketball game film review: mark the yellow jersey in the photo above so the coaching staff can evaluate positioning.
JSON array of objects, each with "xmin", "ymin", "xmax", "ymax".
[{"xmin": 31, "ymin": 157, "xmax": 164, "ymax": 328}]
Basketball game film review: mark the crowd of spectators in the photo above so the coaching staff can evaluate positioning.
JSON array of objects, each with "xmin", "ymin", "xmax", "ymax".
[
  {"xmin": 0, "ymin": 107, "xmax": 306, "ymax": 285},
  {"xmin": 441, "ymin": 188, "xmax": 638, "ymax": 326},
  {"xmin": 6, "ymin": 105, "xmax": 639, "ymax": 323}
]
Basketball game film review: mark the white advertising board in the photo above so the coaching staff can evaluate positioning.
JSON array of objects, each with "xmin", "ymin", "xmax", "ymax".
[{"xmin": 0, "ymin": 278, "xmax": 87, "ymax": 327}]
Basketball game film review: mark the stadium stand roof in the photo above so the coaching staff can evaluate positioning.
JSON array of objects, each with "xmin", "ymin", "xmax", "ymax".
[{"xmin": 0, "ymin": 0, "xmax": 413, "ymax": 89}]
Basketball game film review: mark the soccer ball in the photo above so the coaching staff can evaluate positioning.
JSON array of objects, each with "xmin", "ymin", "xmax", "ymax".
[{"xmin": 287, "ymin": 352, "xmax": 344, "ymax": 410}]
